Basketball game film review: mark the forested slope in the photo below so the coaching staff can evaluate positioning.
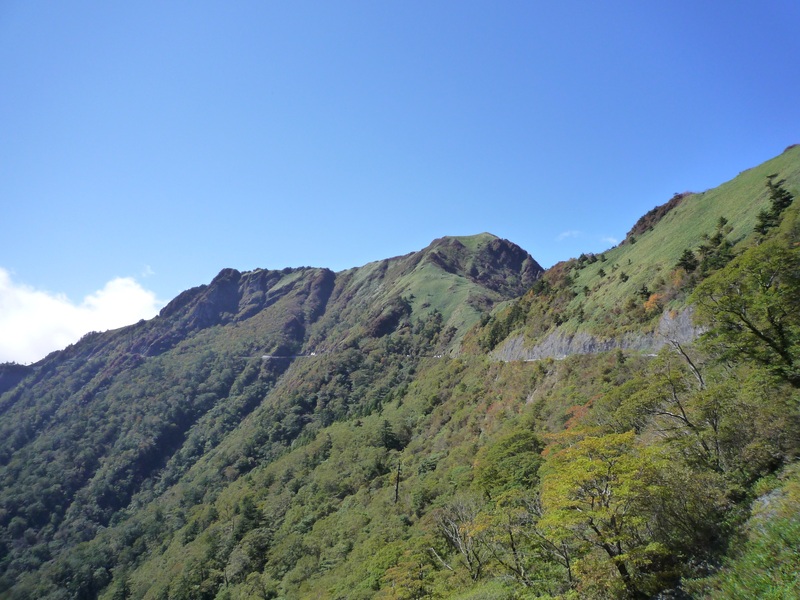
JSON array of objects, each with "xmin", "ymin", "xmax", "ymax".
[
  {"xmin": 0, "ymin": 235, "xmax": 541, "ymax": 598},
  {"xmin": 1, "ymin": 148, "xmax": 800, "ymax": 599}
]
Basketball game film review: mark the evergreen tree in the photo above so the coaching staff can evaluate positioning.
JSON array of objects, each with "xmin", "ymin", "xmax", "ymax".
[
  {"xmin": 756, "ymin": 174, "xmax": 795, "ymax": 234},
  {"xmin": 676, "ymin": 248, "xmax": 698, "ymax": 273}
]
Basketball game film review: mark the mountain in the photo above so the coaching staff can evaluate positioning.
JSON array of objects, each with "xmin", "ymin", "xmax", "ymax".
[
  {"xmin": 481, "ymin": 144, "xmax": 800, "ymax": 360},
  {"xmin": 0, "ymin": 234, "xmax": 540, "ymax": 598},
  {"xmin": 1, "ymin": 148, "xmax": 799, "ymax": 599}
]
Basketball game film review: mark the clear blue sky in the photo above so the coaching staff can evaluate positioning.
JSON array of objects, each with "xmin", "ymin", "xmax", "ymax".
[{"xmin": 1, "ymin": 1, "xmax": 799, "ymax": 362}]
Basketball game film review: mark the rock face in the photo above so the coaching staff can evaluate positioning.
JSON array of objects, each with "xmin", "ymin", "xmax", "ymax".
[
  {"xmin": 132, "ymin": 267, "xmax": 337, "ymax": 357},
  {"xmin": 424, "ymin": 235, "xmax": 543, "ymax": 296},
  {"xmin": 493, "ymin": 307, "xmax": 702, "ymax": 361}
]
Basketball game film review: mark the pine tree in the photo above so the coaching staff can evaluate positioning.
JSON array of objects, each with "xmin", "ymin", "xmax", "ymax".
[
  {"xmin": 756, "ymin": 174, "xmax": 795, "ymax": 234},
  {"xmin": 676, "ymin": 248, "xmax": 698, "ymax": 273}
]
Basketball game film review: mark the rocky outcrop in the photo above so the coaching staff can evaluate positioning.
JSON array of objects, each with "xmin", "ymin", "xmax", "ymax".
[
  {"xmin": 493, "ymin": 307, "xmax": 702, "ymax": 361},
  {"xmin": 425, "ymin": 235, "xmax": 543, "ymax": 297},
  {"xmin": 134, "ymin": 267, "xmax": 336, "ymax": 357}
]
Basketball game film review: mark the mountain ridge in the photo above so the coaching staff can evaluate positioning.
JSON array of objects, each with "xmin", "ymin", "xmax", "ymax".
[
  {"xmin": 481, "ymin": 144, "xmax": 800, "ymax": 361},
  {"xmin": 1, "ymin": 148, "xmax": 799, "ymax": 599},
  {"xmin": 0, "ymin": 232, "xmax": 540, "ymax": 598}
]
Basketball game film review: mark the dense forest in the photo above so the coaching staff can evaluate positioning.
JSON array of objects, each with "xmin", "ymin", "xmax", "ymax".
[{"xmin": 1, "ymin": 146, "xmax": 799, "ymax": 599}]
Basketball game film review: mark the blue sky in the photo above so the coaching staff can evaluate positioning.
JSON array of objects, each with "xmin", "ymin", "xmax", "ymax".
[{"xmin": 2, "ymin": 1, "xmax": 799, "ymax": 362}]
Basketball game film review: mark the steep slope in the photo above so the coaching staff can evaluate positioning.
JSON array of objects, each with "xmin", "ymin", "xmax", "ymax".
[
  {"xmin": 486, "ymin": 144, "xmax": 800, "ymax": 360},
  {"xmin": 307, "ymin": 233, "xmax": 541, "ymax": 351},
  {"xmin": 0, "ymin": 266, "xmax": 336, "ymax": 588},
  {"xmin": 0, "ymin": 234, "xmax": 539, "ymax": 597},
  {"xmin": 62, "ymin": 148, "xmax": 798, "ymax": 600},
  {"xmin": 1, "ymin": 148, "xmax": 799, "ymax": 600}
]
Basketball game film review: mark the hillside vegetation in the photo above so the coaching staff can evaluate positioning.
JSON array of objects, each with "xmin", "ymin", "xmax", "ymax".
[
  {"xmin": 481, "ymin": 145, "xmax": 800, "ymax": 356},
  {"xmin": 1, "ymin": 147, "xmax": 799, "ymax": 599}
]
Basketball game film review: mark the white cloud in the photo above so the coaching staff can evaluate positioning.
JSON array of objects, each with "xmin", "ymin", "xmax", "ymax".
[
  {"xmin": 556, "ymin": 230, "xmax": 581, "ymax": 241},
  {"xmin": 0, "ymin": 268, "xmax": 162, "ymax": 364},
  {"xmin": 600, "ymin": 236, "xmax": 619, "ymax": 245}
]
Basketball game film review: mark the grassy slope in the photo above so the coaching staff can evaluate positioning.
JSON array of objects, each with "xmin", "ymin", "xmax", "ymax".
[
  {"xmin": 574, "ymin": 145, "xmax": 800, "ymax": 328},
  {"xmin": 332, "ymin": 233, "xmax": 536, "ymax": 350},
  {"xmin": 492, "ymin": 145, "xmax": 800, "ymax": 349}
]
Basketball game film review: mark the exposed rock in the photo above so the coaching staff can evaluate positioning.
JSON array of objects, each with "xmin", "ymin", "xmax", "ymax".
[
  {"xmin": 186, "ymin": 267, "xmax": 242, "ymax": 328},
  {"xmin": 135, "ymin": 267, "xmax": 336, "ymax": 357},
  {"xmin": 425, "ymin": 235, "xmax": 543, "ymax": 297},
  {"xmin": 493, "ymin": 307, "xmax": 702, "ymax": 361}
]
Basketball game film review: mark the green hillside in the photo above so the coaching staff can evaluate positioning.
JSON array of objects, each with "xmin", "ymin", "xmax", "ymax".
[
  {"xmin": 0, "ymin": 234, "xmax": 540, "ymax": 599},
  {"xmin": 1, "ymin": 149, "xmax": 800, "ymax": 599},
  {"xmin": 574, "ymin": 144, "xmax": 800, "ymax": 321},
  {"xmin": 481, "ymin": 144, "xmax": 800, "ymax": 356}
]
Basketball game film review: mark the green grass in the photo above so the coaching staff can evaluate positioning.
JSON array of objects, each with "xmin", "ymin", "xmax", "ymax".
[
  {"xmin": 451, "ymin": 231, "xmax": 498, "ymax": 252},
  {"xmin": 565, "ymin": 145, "xmax": 800, "ymax": 335},
  {"xmin": 331, "ymin": 234, "xmax": 515, "ymax": 350}
]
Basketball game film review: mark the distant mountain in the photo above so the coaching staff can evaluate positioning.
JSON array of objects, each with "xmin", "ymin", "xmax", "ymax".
[{"xmin": 1, "ymin": 148, "xmax": 799, "ymax": 599}]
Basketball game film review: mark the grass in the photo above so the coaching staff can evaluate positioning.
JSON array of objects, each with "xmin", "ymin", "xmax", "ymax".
[
  {"xmin": 332, "ymin": 234, "xmax": 513, "ymax": 350},
  {"xmin": 564, "ymin": 145, "xmax": 800, "ymax": 335}
]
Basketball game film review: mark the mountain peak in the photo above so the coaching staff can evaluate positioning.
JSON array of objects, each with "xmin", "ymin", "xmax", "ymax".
[
  {"xmin": 433, "ymin": 232, "xmax": 498, "ymax": 247},
  {"xmin": 420, "ymin": 233, "xmax": 542, "ymax": 297}
]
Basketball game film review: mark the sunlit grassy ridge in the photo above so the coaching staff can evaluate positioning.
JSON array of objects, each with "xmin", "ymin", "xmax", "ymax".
[
  {"xmin": 572, "ymin": 145, "xmax": 800, "ymax": 325},
  {"xmin": 329, "ymin": 233, "xmax": 541, "ymax": 350},
  {"xmin": 479, "ymin": 145, "xmax": 800, "ymax": 352}
]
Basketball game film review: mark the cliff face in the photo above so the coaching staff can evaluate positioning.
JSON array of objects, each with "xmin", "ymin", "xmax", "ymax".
[
  {"xmin": 493, "ymin": 308, "xmax": 702, "ymax": 361},
  {"xmin": 136, "ymin": 266, "xmax": 337, "ymax": 357}
]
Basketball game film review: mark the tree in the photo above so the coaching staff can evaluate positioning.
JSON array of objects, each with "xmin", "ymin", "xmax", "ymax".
[
  {"xmin": 433, "ymin": 496, "xmax": 491, "ymax": 581},
  {"xmin": 377, "ymin": 537, "xmax": 439, "ymax": 600},
  {"xmin": 612, "ymin": 347, "xmax": 723, "ymax": 471},
  {"xmin": 477, "ymin": 489, "xmax": 576, "ymax": 594},
  {"xmin": 697, "ymin": 217, "xmax": 734, "ymax": 274},
  {"xmin": 473, "ymin": 429, "xmax": 542, "ymax": 499},
  {"xmin": 379, "ymin": 419, "xmax": 401, "ymax": 450},
  {"xmin": 755, "ymin": 174, "xmax": 795, "ymax": 234},
  {"xmin": 539, "ymin": 432, "xmax": 667, "ymax": 599},
  {"xmin": 676, "ymin": 248, "xmax": 698, "ymax": 273},
  {"xmin": 643, "ymin": 293, "xmax": 663, "ymax": 313},
  {"xmin": 692, "ymin": 240, "xmax": 800, "ymax": 386}
]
